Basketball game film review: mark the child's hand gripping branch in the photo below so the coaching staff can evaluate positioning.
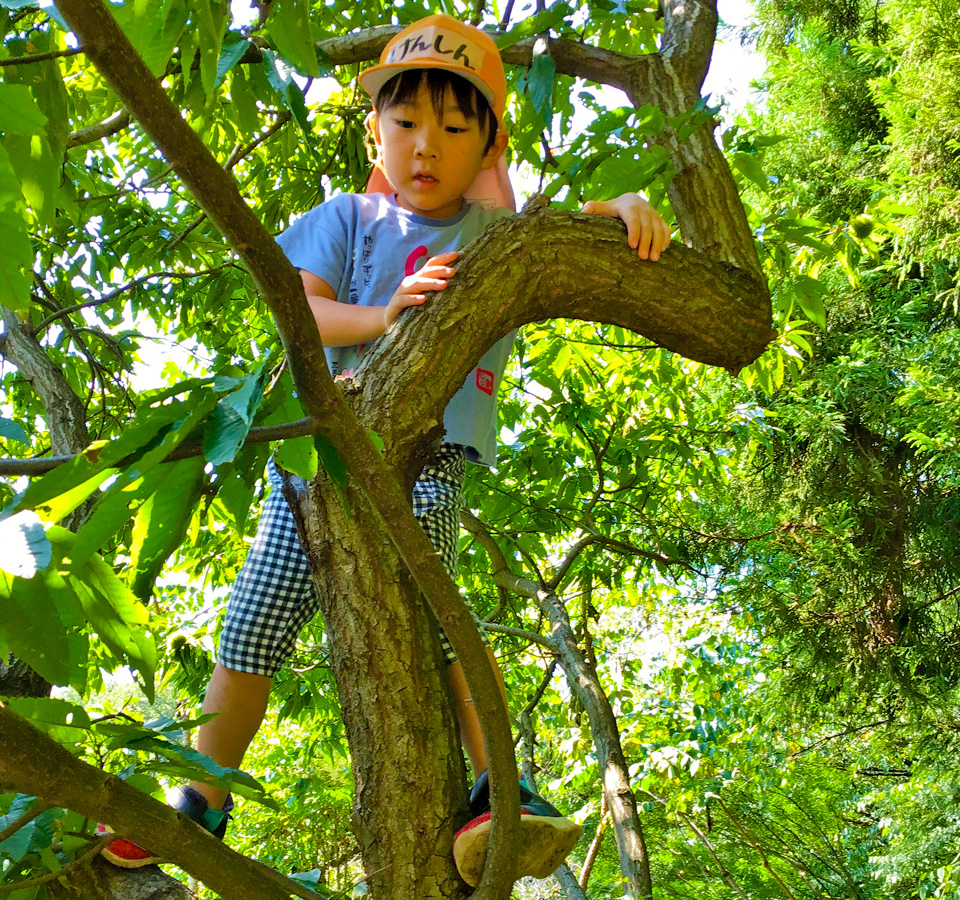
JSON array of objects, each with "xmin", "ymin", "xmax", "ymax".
[
  {"xmin": 384, "ymin": 250, "xmax": 459, "ymax": 326},
  {"xmin": 582, "ymin": 191, "xmax": 672, "ymax": 261}
]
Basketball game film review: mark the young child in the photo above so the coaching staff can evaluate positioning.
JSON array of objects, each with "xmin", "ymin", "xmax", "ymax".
[{"xmin": 99, "ymin": 13, "xmax": 670, "ymax": 885}]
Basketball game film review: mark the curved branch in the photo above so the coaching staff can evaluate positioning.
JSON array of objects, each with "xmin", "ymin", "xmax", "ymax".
[
  {"xmin": 357, "ymin": 207, "xmax": 773, "ymax": 468},
  {"xmin": 67, "ymin": 28, "xmax": 658, "ymax": 155},
  {"xmin": 1, "ymin": 308, "xmax": 89, "ymax": 459}
]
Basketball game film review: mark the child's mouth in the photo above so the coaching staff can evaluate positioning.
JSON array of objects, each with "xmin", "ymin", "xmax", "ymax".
[{"xmin": 414, "ymin": 173, "xmax": 438, "ymax": 186}]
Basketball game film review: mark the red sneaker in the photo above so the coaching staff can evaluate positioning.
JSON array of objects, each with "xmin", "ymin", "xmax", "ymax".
[
  {"xmin": 97, "ymin": 787, "xmax": 233, "ymax": 868},
  {"xmin": 96, "ymin": 823, "xmax": 162, "ymax": 868}
]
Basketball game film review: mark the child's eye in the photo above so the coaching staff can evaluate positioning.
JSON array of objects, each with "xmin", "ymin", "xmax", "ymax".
[
  {"xmin": 394, "ymin": 119, "xmax": 415, "ymax": 129},
  {"xmin": 445, "ymin": 125, "xmax": 467, "ymax": 134}
]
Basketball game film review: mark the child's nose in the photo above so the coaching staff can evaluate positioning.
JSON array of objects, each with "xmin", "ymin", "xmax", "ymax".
[{"xmin": 415, "ymin": 128, "xmax": 440, "ymax": 157}]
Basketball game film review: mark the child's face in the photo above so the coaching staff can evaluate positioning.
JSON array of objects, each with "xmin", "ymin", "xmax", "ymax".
[{"xmin": 373, "ymin": 81, "xmax": 504, "ymax": 220}]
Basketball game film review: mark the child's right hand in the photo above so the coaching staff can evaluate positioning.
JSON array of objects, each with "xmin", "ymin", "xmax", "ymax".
[{"xmin": 384, "ymin": 251, "xmax": 458, "ymax": 330}]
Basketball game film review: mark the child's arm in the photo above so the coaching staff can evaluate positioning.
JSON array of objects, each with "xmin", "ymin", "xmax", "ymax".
[
  {"xmin": 301, "ymin": 251, "xmax": 458, "ymax": 347},
  {"xmin": 582, "ymin": 192, "xmax": 671, "ymax": 262}
]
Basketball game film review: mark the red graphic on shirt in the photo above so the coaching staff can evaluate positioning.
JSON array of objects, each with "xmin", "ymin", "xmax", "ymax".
[
  {"xmin": 405, "ymin": 245, "xmax": 429, "ymax": 276},
  {"xmin": 476, "ymin": 369, "xmax": 495, "ymax": 396}
]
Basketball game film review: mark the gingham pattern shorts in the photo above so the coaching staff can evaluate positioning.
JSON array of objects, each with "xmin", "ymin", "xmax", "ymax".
[{"xmin": 218, "ymin": 444, "xmax": 473, "ymax": 675}]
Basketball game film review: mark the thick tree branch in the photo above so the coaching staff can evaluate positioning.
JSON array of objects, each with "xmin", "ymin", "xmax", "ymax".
[
  {"xmin": 248, "ymin": 28, "xmax": 656, "ymax": 98},
  {"xmin": 53, "ymin": 4, "xmax": 520, "ymax": 899},
  {"xmin": 0, "ymin": 705, "xmax": 315, "ymax": 900},
  {"xmin": 355, "ymin": 208, "xmax": 773, "ymax": 471},
  {"xmin": 64, "ymin": 29, "xmax": 656, "ymax": 152},
  {"xmin": 483, "ymin": 623, "xmax": 558, "ymax": 652},
  {"xmin": 659, "ymin": 0, "xmax": 719, "ymax": 93},
  {"xmin": 1, "ymin": 309, "xmax": 89, "ymax": 458}
]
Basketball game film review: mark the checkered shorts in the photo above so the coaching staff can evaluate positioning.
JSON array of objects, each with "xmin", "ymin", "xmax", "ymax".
[{"xmin": 218, "ymin": 444, "xmax": 476, "ymax": 675}]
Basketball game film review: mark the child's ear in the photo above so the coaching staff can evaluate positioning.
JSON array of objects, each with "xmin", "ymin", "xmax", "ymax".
[
  {"xmin": 364, "ymin": 111, "xmax": 382, "ymax": 163},
  {"xmin": 481, "ymin": 129, "xmax": 509, "ymax": 170}
]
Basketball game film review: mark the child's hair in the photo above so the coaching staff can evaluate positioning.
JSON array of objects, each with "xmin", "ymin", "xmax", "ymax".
[{"xmin": 374, "ymin": 69, "xmax": 498, "ymax": 155}]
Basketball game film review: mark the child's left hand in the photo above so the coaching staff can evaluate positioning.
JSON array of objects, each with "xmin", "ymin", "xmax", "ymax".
[{"xmin": 582, "ymin": 192, "xmax": 671, "ymax": 261}]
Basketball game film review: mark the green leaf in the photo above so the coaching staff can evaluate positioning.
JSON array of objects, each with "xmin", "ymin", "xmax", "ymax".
[
  {"xmin": 196, "ymin": 0, "xmax": 228, "ymax": 98},
  {"xmin": 0, "ymin": 566, "xmax": 87, "ymax": 690},
  {"xmin": 496, "ymin": 3, "xmax": 573, "ymax": 49},
  {"xmin": 2, "ymin": 34, "xmax": 69, "ymax": 226},
  {"xmin": 128, "ymin": 457, "xmax": 205, "ymax": 600},
  {"xmin": 730, "ymin": 151, "xmax": 770, "ymax": 192},
  {"xmin": 315, "ymin": 432, "xmax": 348, "ymax": 496},
  {"xmin": 98, "ymin": 723, "xmax": 275, "ymax": 805},
  {"xmin": 5, "ymin": 697, "xmax": 92, "ymax": 746},
  {"xmin": 528, "ymin": 52, "xmax": 556, "ymax": 129},
  {"xmin": 0, "ymin": 143, "xmax": 33, "ymax": 311},
  {"xmin": 67, "ymin": 552, "xmax": 157, "ymax": 702},
  {"xmin": 0, "ymin": 795, "xmax": 60, "ymax": 863},
  {"xmin": 105, "ymin": 0, "xmax": 186, "ymax": 77},
  {"xmin": 212, "ymin": 444, "xmax": 268, "ymax": 534},
  {"xmin": 0, "ymin": 415, "xmax": 27, "ymax": 444},
  {"xmin": 18, "ymin": 393, "xmax": 208, "ymax": 520},
  {"xmin": 216, "ymin": 36, "xmax": 251, "ymax": 87},
  {"xmin": 0, "ymin": 84, "xmax": 47, "ymax": 135},
  {"xmin": 796, "ymin": 275, "xmax": 828, "ymax": 329},
  {"xmin": 204, "ymin": 365, "xmax": 269, "ymax": 466},
  {"xmin": 70, "ymin": 462, "xmax": 171, "ymax": 565},
  {"xmin": 0, "ymin": 511, "xmax": 50, "ymax": 578},
  {"xmin": 288, "ymin": 870, "xmax": 337, "ymax": 897},
  {"xmin": 230, "ymin": 67, "xmax": 261, "ymax": 134},
  {"xmin": 268, "ymin": 0, "xmax": 320, "ymax": 76}
]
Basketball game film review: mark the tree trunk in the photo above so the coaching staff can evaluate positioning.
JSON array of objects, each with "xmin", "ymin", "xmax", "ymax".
[{"xmin": 287, "ymin": 470, "xmax": 470, "ymax": 900}]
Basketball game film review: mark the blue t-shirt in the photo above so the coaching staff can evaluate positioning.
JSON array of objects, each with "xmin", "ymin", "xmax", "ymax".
[{"xmin": 277, "ymin": 192, "xmax": 514, "ymax": 465}]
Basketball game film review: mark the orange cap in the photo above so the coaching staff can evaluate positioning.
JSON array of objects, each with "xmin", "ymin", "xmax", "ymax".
[{"xmin": 358, "ymin": 14, "xmax": 507, "ymax": 125}]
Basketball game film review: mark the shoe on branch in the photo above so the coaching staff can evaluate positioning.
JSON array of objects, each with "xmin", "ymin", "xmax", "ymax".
[
  {"xmin": 453, "ymin": 771, "xmax": 583, "ymax": 887},
  {"xmin": 97, "ymin": 786, "xmax": 233, "ymax": 868}
]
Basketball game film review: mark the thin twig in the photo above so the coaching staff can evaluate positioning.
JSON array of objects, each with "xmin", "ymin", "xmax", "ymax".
[
  {"xmin": 0, "ymin": 416, "xmax": 319, "ymax": 476},
  {"xmin": 225, "ymin": 110, "xmax": 292, "ymax": 170},
  {"xmin": 30, "ymin": 265, "xmax": 238, "ymax": 335},
  {"xmin": 0, "ymin": 832, "xmax": 114, "ymax": 893},
  {"xmin": 0, "ymin": 47, "xmax": 83, "ymax": 67},
  {"xmin": 520, "ymin": 659, "xmax": 558, "ymax": 719}
]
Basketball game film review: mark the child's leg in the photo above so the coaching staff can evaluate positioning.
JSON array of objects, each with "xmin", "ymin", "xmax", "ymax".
[
  {"xmin": 445, "ymin": 646, "xmax": 508, "ymax": 776},
  {"xmin": 189, "ymin": 664, "xmax": 272, "ymax": 810}
]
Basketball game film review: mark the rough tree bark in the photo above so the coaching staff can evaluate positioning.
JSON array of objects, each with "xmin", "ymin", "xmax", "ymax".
[
  {"xmin": 0, "ymin": 308, "xmax": 90, "ymax": 696},
  {"xmin": 0, "ymin": 0, "xmax": 771, "ymax": 897}
]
